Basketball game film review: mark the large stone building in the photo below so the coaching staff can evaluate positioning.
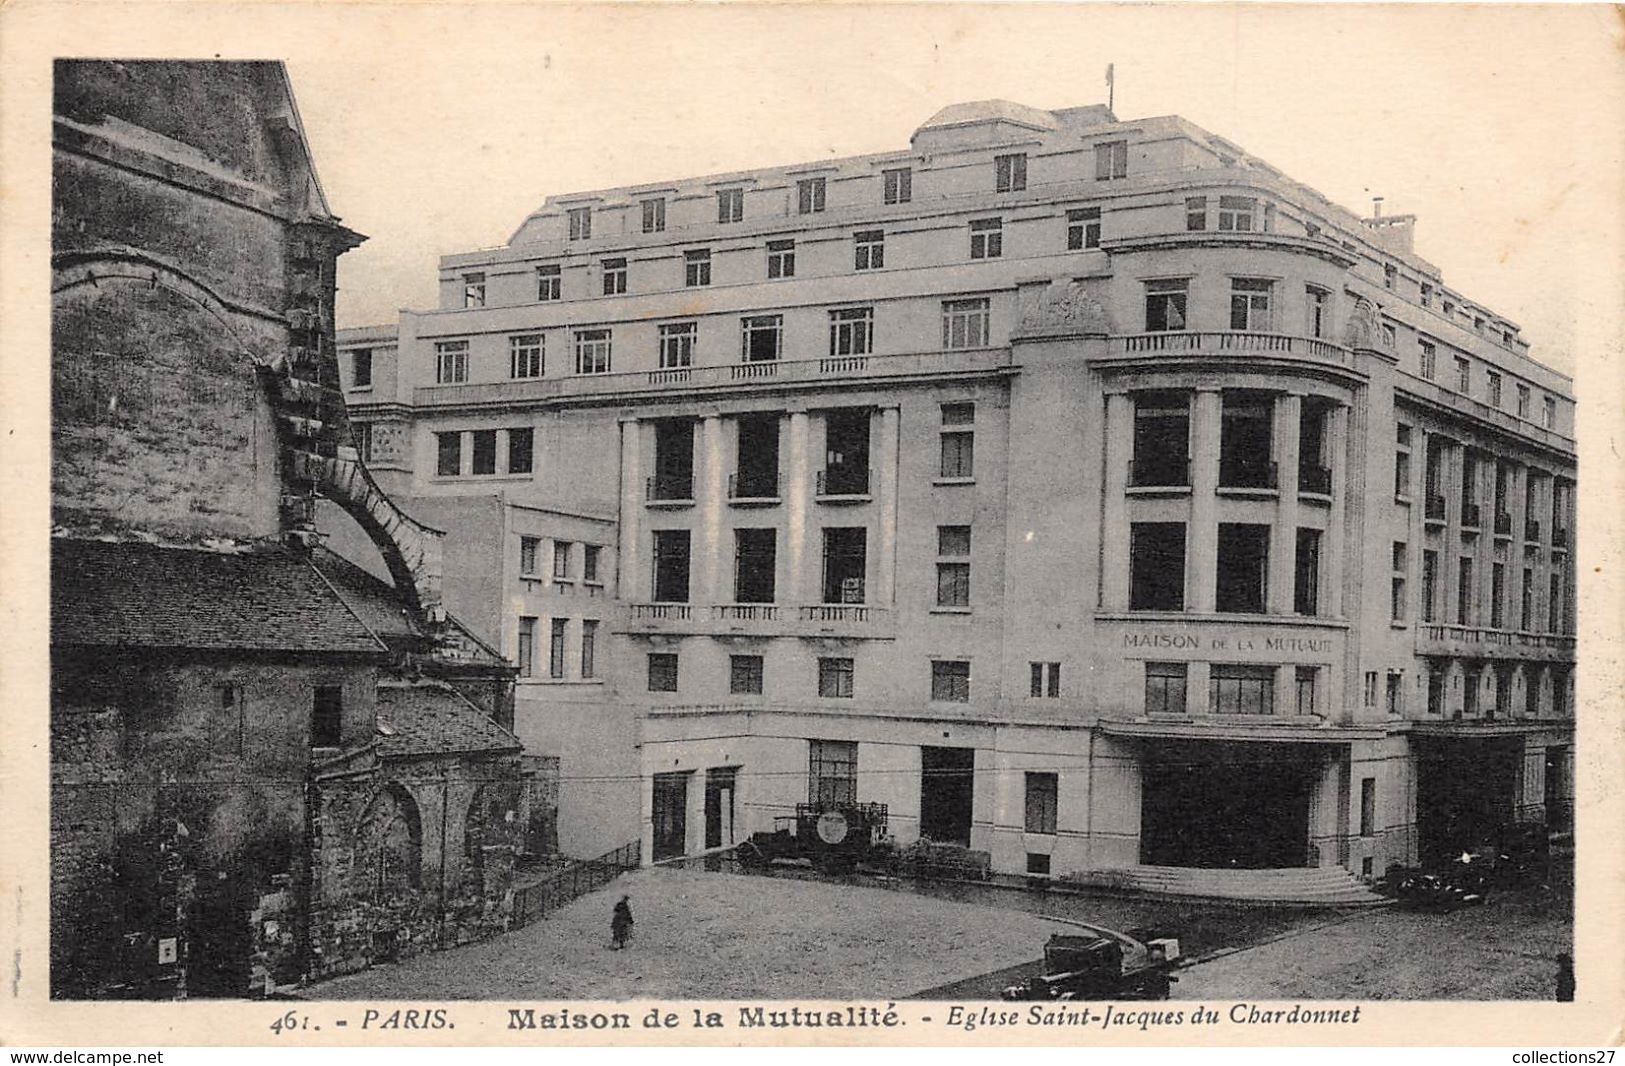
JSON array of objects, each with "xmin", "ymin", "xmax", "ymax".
[
  {"xmin": 338, "ymin": 100, "xmax": 1576, "ymax": 895},
  {"xmin": 49, "ymin": 60, "xmax": 541, "ymax": 998}
]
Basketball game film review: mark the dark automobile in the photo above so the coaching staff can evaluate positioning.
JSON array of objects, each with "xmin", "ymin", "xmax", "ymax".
[
  {"xmin": 735, "ymin": 801, "xmax": 893, "ymax": 874},
  {"xmin": 1002, "ymin": 927, "xmax": 1181, "ymax": 1001}
]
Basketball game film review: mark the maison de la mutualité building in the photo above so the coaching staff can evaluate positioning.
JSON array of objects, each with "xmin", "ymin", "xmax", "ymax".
[{"xmin": 337, "ymin": 100, "xmax": 1576, "ymax": 897}]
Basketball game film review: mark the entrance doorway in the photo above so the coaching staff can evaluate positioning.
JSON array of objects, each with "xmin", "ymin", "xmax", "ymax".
[
  {"xmin": 1139, "ymin": 742, "xmax": 1319, "ymax": 868},
  {"xmin": 652, "ymin": 771, "xmax": 690, "ymax": 861},
  {"xmin": 1545, "ymin": 747, "xmax": 1571, "ymax": 833},
  {"xmin": 919, "ymin": 746, "xmax": 974, "ymax": 846},
  {"xmin": 704, "ymin": 768, "xmax": 738, "ymax": 849},
  {"xmin": 1415, "ymin": 736, "xmax": 1519, "ymax": 866}
]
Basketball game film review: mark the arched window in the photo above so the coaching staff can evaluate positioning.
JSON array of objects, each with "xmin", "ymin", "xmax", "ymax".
[{"xmin": 363, "ymin": 784, "xmax": 422, "ymax": 896}]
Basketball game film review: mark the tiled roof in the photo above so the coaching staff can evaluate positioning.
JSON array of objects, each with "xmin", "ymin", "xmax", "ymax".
[
  {"xmin": 374, "ymin": 684, "xmax": 521, "ymax": 758},
  {"xmin": 51, "ymin": 538, "xmax": 387, "ymax": 655},
  {"xmin": 310, "ymin": 546, "xmax": 509, "ymax": 668}
]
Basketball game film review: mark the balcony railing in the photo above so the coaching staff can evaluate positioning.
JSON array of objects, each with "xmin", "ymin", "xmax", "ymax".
[
  {"xmin": 712, "ymin": 604, "xmax": 780, "ymax": 622},
  {"xmin": 1494, "ymin": 511, "xmax": 1513, "ymax": 536},
  {"xmin": 800, "ymin": 604, "xmax": 870, "ymax": 623},
  {"xmin": 1297, "ymin": 462, "xmax": 1332, "ymax": 496},
  {"xmin": 414, "ymin": 347, "xmax": 1012, "ymax": 406},
  {"xmin": 1425, "ymin": 494, "xmax": 1447, "ymax": 522},
  {"xmin": 816, "ymin": 467, "xmax": 871, "ymax": 497},
  {"xmin": 1525, "ymin": 519, "xmax": 1542, "ymax": 543},
  {"xmin": 646, "ymin": 475, "xmax": 694, "ymax": 502},
  {"xmin": 628, "ymin": 603, "xmax": 691, "ymax": 621},
  {"xmin": 1461, "ymin": 502, "xmax": 1482, "ymax": 530},
  {"xmin": 1129, "ymin": 457, "xmax": 1191, "ymax": 489},
  {"xmin": 1416, "ymin": 623, "xmax": 1575, "ymax": 654},
  {"xmin": 729, "ymin": 473, "xmax": 780, "ymax": 500},
  {"xmin": 1218, "ymin": 458, "xmax": 1277, "ymax": 491},
  {"xmin": 1110, "ymin": 331, "xmax": 1352, "ymax": 366}
]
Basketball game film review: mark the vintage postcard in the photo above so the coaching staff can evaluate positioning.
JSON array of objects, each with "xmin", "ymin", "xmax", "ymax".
[{"xmin": 1, "ymin": 0, "xmax": 1621, "ymax": 1050}]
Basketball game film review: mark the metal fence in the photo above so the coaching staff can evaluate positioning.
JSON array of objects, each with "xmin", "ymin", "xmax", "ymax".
[{"xmin": 510, "ymin": 841, "xmax": 640, "ymax": 929}]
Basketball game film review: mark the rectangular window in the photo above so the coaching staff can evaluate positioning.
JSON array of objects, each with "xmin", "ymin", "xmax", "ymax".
[
  {"xmin": 651, "ymin": 419, "xmax": 695, "ymax": 501},
  {"xmin": 942, "ymin": 298, "xmax": 991, "ymax": 349},
  {"xmin": 1216, "ymin": 523, "xmax": 1270, "ymax": 614},
  {"xmin": 1521, "ymin": 567, "xmax": 1535, "ymax": 631},
  {"xmin": 351, "ymin": 348, "xmax": 373, "ymax": 389},
  {"xmin": 717, "ymin": 188, "xmax": 744, "ymax": 224},
  {"xmin": 734, "ymin": 528, "xmax": 777, "ymax": 604},
  {"xmin": 1145, "ymin": 662, "xmax": 1188, "ymax": 716},
  {"xmin": 1394, "ymin": 429, "xmax": 1412, "ymax": 498},
  {"xmin": 1185, "ymin": 197, "xmax": 1207, "ymax": 231},
  {"xmin": 647, "ymin": 653, "xmax": 679, "ymax": 693},
  {"xmin": 931, "ymin": 660, "xmax": 971, "ymax": 703},
  {"xmin": 1359, "ymin": 778, "xmax": 1376, "ymax": 837},
  {"xmin": 1454, "ymin": 356, "xmax": 1471, "ymax": 394},
  {"xmin": 1144, "ymin": 278, "xmax": 1189, "ymax": 332},
  {"xmin": 311, "ymin": 685, "xmax": 343, "ymax": 747},
  {"xmin": 1024, "ymin": 772, "xmax": 1058, "ymax": 834},
  {"xmin": 766, "ymin": 239, "xmax": 796, "ymax": 279},
  {"xmin": 1516, "ymin": 384, "xmax": 1531, "ymax": 419},
  {"xmin": 854, "ymin": 230, "xmax": 885, "ymax": 271},
  {"xmin": 549, "ymin": 618, "xmax": 567, "ymax": 679},
  {"xmin": 740, "ymin": 314, "xmax": 783, "ymax": 362},
  {"xmin": 1219, "ymin": 391, "xmax": 1274, "ymax": 488},
  {"xmin": 1487, "ymin": 371, "xmax": 1503, "ymax": 407},
  {"xmin": 1391, "ymin": 541, "xmax": 1408, "ymax": 623},
  {"xmin": 1420, "ymin": 283, "xmax": 1434, "ymax": 308},
  {"xmin": 510, "ymin": 334, "xmax": 543, "ymax": 379},
  {"xmin": 1305, "ymin": 287, "xmax": 1331, "ymax": 339},
  {"xmin": 1067, "ymin": 207, "xmax": 1102, "ymax": 250},
  {"xmin": 1457, "ymin": 555, "xmax": 1474, "ymax": 626},
  {"xmin": 520, "ymin": 535, "xmax": 540, "ymax": 577},
  {"xmin": 936, "ymin": 524, "xmax": 971, "ymax": 608},
  {"xmin": 601, "ymin": 258, "xmax": 627, "ymax": 296},
  {"xmin": 817, "ymin": 658, "xmax": 855, "ymax": 700},
  {"xmin": 536, "ymin": 264, "xmax": 561, "ymax": 301},
  {"xmin": 994, "ymin": 152, "xmax": 1027, "ymax": 193},
  {"xmin": 1364, "ymin": 671, "xmax": 1378, "ymax": 708},
  {"xmin": 1132, "ymin": 390, "xmax": 1191, "ymax": 487},
  {"xmin": 1542, "ymin": 396, "xmax": 1556, "ymax": 429},
  {"xmin": 828, "ymin": 307, "xmax": 874, "ymax": 357},
  {"xmin": 822, "ymin": 409, "xmax": 871, "ymax": 496},
  {"xmin": 1422, "ymin": 550, "xmax": 1438, "ymax": 623},
  {"xmin": 684, "ymin": 249, "xmax": 711, "ymax": 287},
  {"xmin": 1229, "ymin": 278, "xmax": 1274, "ymax": 332},
  {"xmin": 1295, "ymin": 666, "xmax": 1317, "ymax": 716},
  {"xmin": 435, "ymin": 340, "xmax": 468, "ymax": 384},
  {"xmin": 809, "ymin": 739, "xmax": 857, "ymax": 803},
  {"xmin": 796, "ymin": 177, "xmax": 827, "ymax": 214},
  {"xmin": 641, "ymin": 197, "xmax": 666, "ymax": 234},
  {"xmin": 1384, "ymin": 263, "xmax": 1398, "ymax": 291},
  {"xmin": 471, "ymin": 429, "xmax": 497, "ymax": 475},
  {"xmin": 1491, "ymin": 562, "xmax": 1506, "ymax": 628},
  {"xmin": 1210, "ymin": 664, "xmax": 1275, "ymax": 715},
  {"xmin": 581, "ymin": 620, "xmax": 597, "ymax": 679},
  {"xmin": 1030, "ymin": 662, "xmax": 1061, "ymax": 699},
  {"xmin": 567, "ymin": 207, "xmax": 592, "ymax": 241},
  {"xmin": 574, "ymin": 329, "xmax": 612, "ymax": 374},
  {"xmin": 435, "ymin": 431, "xmax": 461, "ymax": 477},
  {"xmin": 653, "ymin": 529, "xmax": 692, "ymax": 603},
  {"xmin": 734, "ymin": 413, "xmax": 781, "ymax": 498},
  {"xmin": 1217, "ymin": 196, "xmax": 1256, "ymax": 232},
  {"xmin": 583, "ymin": 544, "xmax": 602, "ymax": 584},
  {"xmin": 940, "ymin": 402, "xmax": 975, "ymax": 479},
  {"xmin": 1419, "ymin": 340, "xmax": 1436, "ymax": 380},
  {"xmin": 1294, "ymin": 528, "xmax": 1321, "ymax": 616},
  {"xmin": 822, "ymin": 527, "xmax": 867, "ymax": 604},
  {"xmin": 463, "ymin": 272, "xmax": 486, "ymax": 309},
  {"xmin": 1387, "ymin": 671, "xmax": 1404, "ymax": 715},
  {"xmin": 1094, "ymin": 140, "xmax": 1128, "ymax": 180},
  {"xmin": 552, "ymin": 540, "xmax": 573, "ymax": 580},
  {"xmin": 883, "ymin": 167, "xmax": 913, "ymax": 205},
  {"xmin": 730, "ymin": 654, "xmax": 764, "ymax": 695},
  {"xmin": 1548, "ymin": 574, "xmax": 1562, "ymax": 633},
  {"xmin": 969, "ymin": 218, "xmax": 1003, "ymax": 260},
  {"xmin": 1130, "ymin": 522, "xmax": 1186, "ymax": 610},
  {"xmin": 516, "ymin": 617, "xmax": 536, "ymax": 679},
  {"xmin": 658, "ymin": 322, "xmax": 697, "ymax": 369},
  {"xmin": 508, "ymin": 427, "xmax": 534, "ymax": 475}
]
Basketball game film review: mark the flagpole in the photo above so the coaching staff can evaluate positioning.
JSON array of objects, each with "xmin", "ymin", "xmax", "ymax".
[{"xmin": 1106, "ymin": 63, "xmax": 1115, "ymax": 112}]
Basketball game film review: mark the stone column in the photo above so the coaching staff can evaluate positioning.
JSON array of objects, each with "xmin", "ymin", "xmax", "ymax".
[
  {"xmin": 785, "ymin": 409, "xmax": 814, "ymax": 606},
  {"xmin": 698, "ymin": 414, "xmax": 725, "ymax": 604},
  {"xmin": 618, "ymin": 418, "xmax": 643, "ymax": 600},
  {"xmin": 1188, "ymin": 388, "xmax": 1222, "ymax": 612},
  {"xmin": 874, "ymin": 406, "xmax": 901, "ymax": 606},
  {"xmin": 1324, "ymin": 404, "xmax": 1348, "ymax": 619},
  {"xmin": 1100, "ymin": 391, "xmax": 1133, "ymax": 610},
  {"xmin": 1270, "ymin": 393, "xmax": 1302, "ymax": 615}
]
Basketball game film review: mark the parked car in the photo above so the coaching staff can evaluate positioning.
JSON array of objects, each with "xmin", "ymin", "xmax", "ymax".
[
  {"xmin": 1002, "ymin": 927, "xmax": 1180, "ymax": 1001},
  {"xmin": 735, "ymin": 802, "xmax": 894, "ymax": 875}
]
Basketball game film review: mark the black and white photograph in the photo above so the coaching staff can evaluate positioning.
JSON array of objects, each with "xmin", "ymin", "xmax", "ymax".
[{"xmin": 2, "ymin": 0, "xmax": 1621, "ymax": 1048}]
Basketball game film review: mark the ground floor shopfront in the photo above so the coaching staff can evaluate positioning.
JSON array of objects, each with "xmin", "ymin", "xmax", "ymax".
[{"xmin": 636, "ymin": 706, "xmax": 1574, "ymax": 884}]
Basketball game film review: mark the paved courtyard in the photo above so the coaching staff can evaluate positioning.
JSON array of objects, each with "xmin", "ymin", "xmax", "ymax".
[{"xmin": 304, "ymin": 867, "xmax": 1081, "ymax": 1000}]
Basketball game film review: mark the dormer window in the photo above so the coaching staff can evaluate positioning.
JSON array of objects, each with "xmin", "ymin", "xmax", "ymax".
[{"xmin": 567, "ymin": 207, "xmax": 592, "ymax": 241}]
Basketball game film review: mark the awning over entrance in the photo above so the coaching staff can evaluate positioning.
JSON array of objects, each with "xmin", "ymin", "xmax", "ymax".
[{"xmin": 1100, "ymin": 718, "xmax": 1384, "ymax": 743}]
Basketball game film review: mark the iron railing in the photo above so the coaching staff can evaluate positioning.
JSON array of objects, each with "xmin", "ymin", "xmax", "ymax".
[
  {"xmin": 1218, "ymin": 458, "xmax": 1277, "ymax": 490},
  {"xmin": 1494, "ymin": 511, "xmax": 1513, "ymax": 536},
  {"xmin": 1297, "ymin": 463, "xmax": 1332, "ymax": 496},
  {"xmin": 817, "ymin": 467, "xmax": 871, "ymax": 497},
  {"xmin": 1129, "ymin": 457, "xmax": 1190, "ymax": 488},
  {"xmin": 729, "ymin": 472, "xmax": 780, "ymax": 499},
  {"xmin": 510, "ymin": 841, "xmax": 641, "ymax": 930},
  {"xmin": 1425, "ymin": 494, "xmax": 1447, "ymax": 521},
  {"xmin": 646, "ymin": 474, "xmax": 694, "ymax": 502}
]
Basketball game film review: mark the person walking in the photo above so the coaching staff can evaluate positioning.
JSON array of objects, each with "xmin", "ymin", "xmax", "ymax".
[{"xmin": 610, "ymin": 895, "xmax": 634, "ymax": 950}]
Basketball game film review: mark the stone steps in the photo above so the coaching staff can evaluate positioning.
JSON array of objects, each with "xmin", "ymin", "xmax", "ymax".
[{"xmin": 1076, "ymin": 864, "xmax": 1388, "ymax": 905}]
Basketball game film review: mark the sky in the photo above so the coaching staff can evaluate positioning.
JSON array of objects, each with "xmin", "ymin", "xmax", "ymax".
[{"xmin": 275, "ymin": 4, "xmax": 1624, "ymax": 378}]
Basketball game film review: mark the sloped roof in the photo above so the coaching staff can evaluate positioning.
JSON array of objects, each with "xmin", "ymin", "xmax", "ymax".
[
  {"xmin": 915, "ymin": 99, "xmax": 1059, "ymax": 134},
  {"xmin": 374, "ymin": 684, "xmax": 522, "ymax": 758},
  {"xmin": 51, "ymin": 538, "xmax": 387, "ymax": 655}
]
